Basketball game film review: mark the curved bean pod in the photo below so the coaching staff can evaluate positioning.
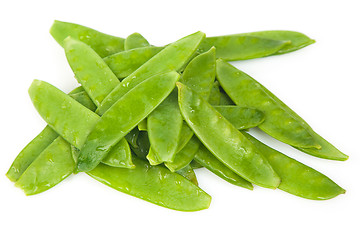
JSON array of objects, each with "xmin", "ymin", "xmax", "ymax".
[
  {"xmin": 194, "ymin": 144, "xmax": 253, "ymax": 190},
  {"xmin": 124, "ymin": 32, "xmax": 150, "ymax": 50},
  {"xmin": 77, "ymin": 71, "xmax": 180, "ymax": 172},
  {"xmin": 243, "ymin": 132, "xmax": 345, "ymax": 200},
  {"xmin": 216, "ymin": 59, "xmax": 320, "ymax": 149},
  {"xmin": 87, "ymin": 156, "xmax": 211, "ymax": 211},
  {"xmin": 177, "ymin": 82, "xmax": 280, "ymax": 189},
  {"xmin": 97, "ymin": 31, "xmax": 205, "ymax": 115},
  {"xmin": 50, "ymin": 20, "xmax": 125, "ymax": 57}
]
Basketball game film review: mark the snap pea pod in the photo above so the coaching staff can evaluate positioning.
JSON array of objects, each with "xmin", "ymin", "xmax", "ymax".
[
  {"xmin": 198, "ymin": 35, "xmax": 290, "ymax": 61},
  {"xmin": 176, "ymin": 122, "xmax": 194, "ymax": 153},
  {"xmin": 77, "ymin": 72, "xmax": 180, "ymax": 172},
  {"xmin": 147, "ymin": 90, "xmax": 183, "ymax": 165},
  {"xmin": 64, "ymin": 37, "xmax": 120, "ymax": 107},
  {"xmin": 28, "ymin": 80, "xmax": 134, "ymax": 169},
  {"xmin": 176, "ymin": 165, "xmax": 198, "ymax": 186},
  {"xmin": 97, "ymin": 31, "xmax": 205, "ymax": 115},
  {"xmin": 177, "ymin": 82, "xmax": 280, "ymax": 189},
  {"xmin": 213, "ymin": 106, "xmax": 265, "ymax": 130},
  {"xmin": 87, "ymin": 156, "xmax": 211, "ymax": 211},
  {"xmin": 216, "ymin": 59, "xmax": 320, "ymax": 149},
  {"xmin": 104, "ymin": 47, "xmax": 163, "ymax": 79},
  {"xmin": 50, "ymin": 20, "xmax": 125, "ymax": 58},
  {"xmin": 124, "ymin": 32, "xmax": 150, "ymax": 50},
  {"xmin": 194, "ymin": 144, "xmax": 253, "ymax": 190},
  {"xmin": 243, "ymin": 132, "xmax": 345, "ymax": 200},
  {"xmin": 15, "ymin": 137, "xmax": 75, "ymax": 195},
  {"xmin": 165, "ymin": 136, "xmax": 201, "ymax": 172},
  {"xmin": 239, "ymin": 30, "xmax": 315, "ymax": 55},
  {"xmin": 6, "ymin": 88, "xmax": 91, "ymax": 182}
]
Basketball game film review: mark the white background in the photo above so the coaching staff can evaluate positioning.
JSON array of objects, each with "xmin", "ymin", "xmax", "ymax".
[{"xmin": 1, "ymin": 0, "xmax": 359, "ymax": 239}]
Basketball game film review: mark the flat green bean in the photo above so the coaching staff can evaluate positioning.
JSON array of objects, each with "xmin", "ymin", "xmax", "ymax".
[
  {"xmin": 87, "ymin": 156, "xmax": 211, "ymax": 211},
  {"xmin": 177, "ymin": 82, "xmax": 280, "ymax": 189}
]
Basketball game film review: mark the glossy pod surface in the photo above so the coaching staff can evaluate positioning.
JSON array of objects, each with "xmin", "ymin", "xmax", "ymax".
[
  {"xmin": 50, "ymin": 20, "xmax": 125, "ymax": 58},
  {"xmin": 243, "ymin": 132, "xmax": 345, "ymax": 200},
  {"xmin": 87, "ymin": 156, "xmax": 211, "ymax": 211},
  {"xmin": 216, "ymin": 59, "xmax": 320, "ymax": 149},
  {"xmin": 97, "ymin": 31, "xmax": 205, "ymax": 115},
  {"xmin": 177, "ymin": 82, "xmax": 280, "ymax": 189},
  {"xmin": 77, "ymin": 72, "xmax": 180, "ymax": 172}
]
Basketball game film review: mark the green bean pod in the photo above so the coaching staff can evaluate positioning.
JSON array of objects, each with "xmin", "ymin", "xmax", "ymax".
[
  {"xmin": 243, "ymin": 132, "xmax": 345, "ymax": 200},
  {"xmin": 216, "ymin": 59, "xmax": 320, "ymax": 149},
  {"xmin": 194, "ymin": 144, "xmax": 253, "ymax": 190},
  {"xmin": 97, "ymin": 31, "xmax": 205, "ymax": 115},
  {"xmin": 239, "ymin": 30, "xmax": 315, "ymax": 54},
  {"xmin": 87, "ymin": 156, "xmax": 211, "ymax": 211},
  {"xmin": 77, "ymin": 71, "xmax": 180, "ymax": 172},
  {"xmin": 124, "ymin": 32, "xmax": 150, "ymax": 50},
  {"xmin": 177, "ymin": 82, "xmax": 280, "ymax": 189},
  {"xmin": 165, "ymin": 136, "xmax": 201, "ymax": 172},
  {"xmin": 50, "ymin": 20, "xmax": 125, "ymax": 58},
  {"xmin": 198, "ymin": 35, "xmax": 289, "ymax": 61}
]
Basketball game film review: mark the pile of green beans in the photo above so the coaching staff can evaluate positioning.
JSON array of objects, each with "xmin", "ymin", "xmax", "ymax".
[{"xmin": 6, "ymin": 20, "xmax": 348, "ymax": 211}]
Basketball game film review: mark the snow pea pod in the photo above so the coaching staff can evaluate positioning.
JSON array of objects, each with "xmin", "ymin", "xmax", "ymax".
[
  {"xmin": 198, "ymin": 35, "xmax": 289, "ymax": 61},
  {"xmin": 213, "ymin": 106, "xmax": 265, "ymax": 130},
  {"xmin": 6, "ymin": 88, "xmax": 92, "ymax": 182},
  {"xmin": 124, "ymin": 32, "xmax": 150, "ymax": 50},
  {"xmin": 97, "ymin": 31, "xmax": 205, "ymax": 115},
  {"xmin": 176, "ymin": 122, "xmax": 193, "ymax": 153},
  {"xmin": 243, "ymin": 132, "xmax": 345, "ymax": 200},
  {"xmin": 77, "ymin": 71, "xmax": 180, "ymax": 172},
  {"xmin": 64, "ymin": 37, "xmax": 120, "ymax": 107},
  {"xmin": 207, "ymin": 81, "xmax": 221, "ymax": 105},
  {"xmin": 165, "ymin": 136, "xmax": 201, "ymax": 172},
  {"xmin": 216, "ymin": 59, "xmax": 320, "ymax": 149},
  {"xmin": 194, "ymin": 144, "xmax": 253, "ymax": 190},
  {"xmin": 104, "ymin": 47, "xmax": 163, "ymax": 79},
  {"xmin": 15, "ymin": 137, "xmax": 75, "ymax": 195},
  {"xmin": 147, "ymin": 90, "xmax": 183, "ymax": 165},
  {"xmin": 50, "ymin": 20, "xmax": 125, "ymax": 58},
  {"xmin": 177, "ymin": 82, "xmax": 280, "ymax": 189},
  {"xmin": 28, "ymin": 80, "xmax": 134, "ymax": 168},
  {"xmin": 240, "ymin": 30, "xmax": 315, "ymax": 55},
  {"xmin": 87, "ymin": 156, "xmax": 211, "ymax": 211}
]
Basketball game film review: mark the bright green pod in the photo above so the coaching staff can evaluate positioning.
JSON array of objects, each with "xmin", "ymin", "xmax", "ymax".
[
  {"xmin": 240, "ymin": 30, "xmax": 315, "ymax": 55},
  {"xmin": 50, "ymin": 20, "xmax": 125, "ymax": 58},
  {"xmin": 87, "ymin": 156, "xmax": 211, "ymax": 211},
  {"xmin": 194, "ymin": 144, "xmax": 253, "ymax": 190},
  {"xmin": 216, "ymin": 59, "xmax": 320, "ymax": 149},
  {"xmin": 77, "ymin": 71, "xmax": 180, "ymax": 172},
  {"xmin": 243, "ymin": 132, "xmax": 345, "ymax": 200},
  {"xmin": 176, "ymin": 164, "xmax": 198, "ymax": 186},
  {"xmin": 97, "ymin": 31, "xmax": 205, "ymax": 115},
  {"xmin": 147, "ymin": 91, "xmax": 183, "ymax": 165},
  {"xmin": 198, "ymin": 35, "xmax": 289, "ymax": 61},
  {"xmin": 104, "ymin": 47, "xmax": 163, "ymax": 79},
  {"xmin": 15, "ymin": 137, "xmax": 75, "ymax": 195},
  {"xmin": 64, "ymin": 37, "xmax": 120, "ymax": 107},
  {"xmin": 177, "ymin": 82, "xmax": 280, "ymax": 189},
  {"xmin": 213, "ymin": 106, "xmax": 265, "ymax": 130},
  {"xmin": 124, "ymin": 32, "xmax": 150, "ymax": 50},
  {"xmin": 165, "ymin": 136, "xmax": 201, "ymax": 172},
  {"xmin": 28, "ymin": 80, "xmax": 134, "ymax": 168}
]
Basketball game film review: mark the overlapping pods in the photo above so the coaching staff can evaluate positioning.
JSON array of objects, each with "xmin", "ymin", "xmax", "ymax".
[{"xmin": 7, "ymin": 20, "xmax": 347, "ymax": 211}]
